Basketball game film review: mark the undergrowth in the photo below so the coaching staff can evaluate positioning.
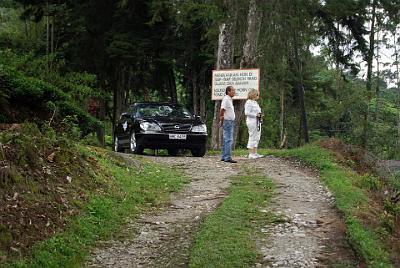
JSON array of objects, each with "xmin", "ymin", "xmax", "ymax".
[{"xmin": 0, "ymin": 123, "xmax": 188, "ymax": 267}]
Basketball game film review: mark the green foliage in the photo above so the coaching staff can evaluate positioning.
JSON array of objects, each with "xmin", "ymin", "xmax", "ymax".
[
  {"xmin": 346, "ymin": 218, "xmax": 391, "ymax": 268},
  {"xmin": 355, "ymin": 174, "xmax": 383, "ymax": 191},
  {"xmin": 0, "ymin": 123, "xmax": 74, "ymax": 174},
  {"xmin": 378, "ymin": 211, "xmax": 396, "ymax": 234},
  {"xmin": 383, "ymin": 199, "xmax": 400, "ymax": 219},
  {"xmin": 0, "ymin": 63, "xmax": 100, "ymax": 135},
  {"xmin": 0, "ymin": 225, "xmax": 12, "ymax": 248},
  {"xmin": 1, "ymin": 0, "xmax": 398, "ymax": 160}
]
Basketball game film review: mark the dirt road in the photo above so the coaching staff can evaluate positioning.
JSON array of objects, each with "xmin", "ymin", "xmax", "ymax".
[{"xmin": 86, "ymin": 155, "xmax": 356, "ymax": 268}]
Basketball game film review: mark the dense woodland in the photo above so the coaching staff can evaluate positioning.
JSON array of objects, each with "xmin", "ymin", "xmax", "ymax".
[{"xmin": 0, "ymin": 0, "xmax": 399, "ymax": 159}]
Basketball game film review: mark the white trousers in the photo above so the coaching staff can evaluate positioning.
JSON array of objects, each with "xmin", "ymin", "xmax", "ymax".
[{"xmin": 246, "ymin": 118, "xmax": 261, "ymax": 149}]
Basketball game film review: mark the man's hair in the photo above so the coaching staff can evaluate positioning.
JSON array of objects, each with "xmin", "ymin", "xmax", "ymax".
[{"xmin": 225, "ymin": 86, "xmax": 234, "ymax": 95}]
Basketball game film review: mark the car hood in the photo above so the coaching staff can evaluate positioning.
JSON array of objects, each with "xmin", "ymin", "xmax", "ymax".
[{"xmin": 139, "ymin": 116, "xmax": 203, "ymax": 125}]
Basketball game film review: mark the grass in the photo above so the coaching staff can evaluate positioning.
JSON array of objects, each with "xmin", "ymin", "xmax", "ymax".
[
  {"xmin": 208, "ymin": 145, "xmax": 393, "ymax": 267},
  {"xmin": 6, "ymin": 147, "xmax": 188, "ymax": 268},
  {"xmin": 189, "ymin": 169, "xmax": 274, "ymax": 268},
  {"xmin": 256, "ymin": 144, "xmax": 393, "ymax": 268}
]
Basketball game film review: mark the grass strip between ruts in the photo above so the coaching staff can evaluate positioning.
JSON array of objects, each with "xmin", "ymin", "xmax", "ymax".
[
  {"xmin": 189, "ymin": 170, "xmax": 274, "ymax": 268},
  {"xmin": 6, "ymin": 147, "xmax": 188, "ymax": 268},
  {"xmin": 258, "ymin": 144, "xmax": 393, "ymax": 268}
]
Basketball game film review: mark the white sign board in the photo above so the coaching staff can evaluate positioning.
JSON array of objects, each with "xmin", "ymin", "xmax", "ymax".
[{"xmin": 211, "ymin": 69, "xmax": 260, "ymax": 100}]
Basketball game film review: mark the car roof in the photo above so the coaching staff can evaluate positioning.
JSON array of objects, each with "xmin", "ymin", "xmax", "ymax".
[{"xmin": 130, "ymin": 102, "xmax": 181, "ymax": 107}]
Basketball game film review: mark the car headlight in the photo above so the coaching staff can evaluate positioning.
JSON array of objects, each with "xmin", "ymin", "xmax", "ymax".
[
  {"xmin": 191, "ymin": 124, "xmax": 207, "ymax": 133},
  {"xmin": 140, "ymin": 122, "xmax": 161, "ymax": 132}
]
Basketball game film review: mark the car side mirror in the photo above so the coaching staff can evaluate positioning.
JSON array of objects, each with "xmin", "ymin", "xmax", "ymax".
[{"xmin": 120, "ymin": 112, "xmax": 131, "ymax": 120}]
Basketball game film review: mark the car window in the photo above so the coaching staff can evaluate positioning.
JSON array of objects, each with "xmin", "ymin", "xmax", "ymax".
[
  {"xmin": 127, "ymin": 106, "xmax": 135, "ymax": 116},
  {"xmin": 136, "ymin": 104, "xmax": 192, "ymax": 118}
]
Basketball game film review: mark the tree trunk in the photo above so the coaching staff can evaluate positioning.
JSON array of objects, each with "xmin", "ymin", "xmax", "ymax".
[
  {"xmin": 362, "ymin": 0, "xmax": 377, "ymax": 149},
  {"xmin": 48, "ymin": 16, "xmax": 55, "ymax": 71},
  {"xmin": 296, "ymin": 80, "xmax": 309, "ymax": 144},
  {"xmin": 210, "ymin": 17, "xmax": 237, "ymax": 150},
  {"xmin": 395, "ymin": 29, "xmax": 400, "ymax": 157},
  {"xmin": 199, "ymin": 72, "xmax": 207, "ymax": 120},
  {"xmin": 291, "ymin": 23, "xmax": 309, "ymax": 144},
  {"xmin": 96, "ymin": 98, "xmax": 106, "ymax": 146},
  {"xmin": 232, "ymin": 0, "xmax": 263, "ymax": 148},
  {"xmin": 192, "ymin": 72, "xmax": 199, "ymax": 115},
  {"xmin": 169, "ymin": 68, "xmax": 177, "ymax": 103},
  {"xmin": 113, "ymin": 65, "xmax": 126, "ymax": 127},
  {"xmin": 374, "ymin": 30, "xmax": 380, "ymax": 120},
  {"xmin": 51, "ymin": 16, "xmax": 54, "ymax": 54},
  {"xmin": 280, "ymin": 87, "xmax": 285, "ymax": 143},
  {"xmin": 46, "ymin": 1, "xmax": 49, "ymax": 72}
]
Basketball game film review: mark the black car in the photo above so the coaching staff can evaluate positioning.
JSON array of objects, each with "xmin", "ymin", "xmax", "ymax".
[{"xmin": 113, "ymin": 102, "xmax": 208, "ymax": 157}]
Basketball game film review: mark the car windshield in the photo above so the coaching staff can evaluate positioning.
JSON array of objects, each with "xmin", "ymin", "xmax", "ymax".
[{"xmin": 136, "ymin": 104, "xmax": 192, "ymax": 118}]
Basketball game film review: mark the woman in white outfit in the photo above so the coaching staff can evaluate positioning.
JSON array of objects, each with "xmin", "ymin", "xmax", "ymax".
[{"xmin": 244, "ymin": 89, "xmax": 263, "ymax": 159}]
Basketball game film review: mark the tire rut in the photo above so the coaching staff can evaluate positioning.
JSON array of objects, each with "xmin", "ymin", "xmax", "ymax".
[
  {"xmin": 86, "ymin": 154, "xmax": 357, "ymax": 268},
  {"xmin": 85, "ymin": 155, "xmax": 239, "ymax": 268},
  {"xmin": 251, "ymin": 156, "xmax": 357, "ymax": 268}
]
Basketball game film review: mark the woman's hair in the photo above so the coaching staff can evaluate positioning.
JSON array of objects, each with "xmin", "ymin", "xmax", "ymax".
[{"xmin": 247, "ymin": 89, "xmax": 259, "ymax": 100}]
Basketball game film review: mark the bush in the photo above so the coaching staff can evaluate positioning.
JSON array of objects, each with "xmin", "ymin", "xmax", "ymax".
[{"xmin": 0, "ymin": 64, "xmax": 101, "ymax": 134}]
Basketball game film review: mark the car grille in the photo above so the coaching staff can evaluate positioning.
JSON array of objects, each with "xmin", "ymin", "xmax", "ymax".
[{"xmin": 161, "ymin": 123, "xmax": 192, "ymax": 133}]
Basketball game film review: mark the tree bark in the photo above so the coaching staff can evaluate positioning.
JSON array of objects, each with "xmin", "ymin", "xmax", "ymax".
[
  {"xmin": 395, "ymin": 29, "xmax": 400, "ymax": 157},
  {"xmin": 233, "ymin": 0, "xmax": 263, "ymax": 148},
  {"xmin": 169, "ymin": 68, "xmax": 177, "ymax": 103},
  {"xmin": 199, "ymin": 71, "xmax": 207, "ymax": 120},
  {"xmin": 51, "ymin": 16, "xmax": 54, "ymax": 54},
  {"xmin": 295, "ymin": 80, "xmax": 309, "ymax": 144},
  {"xmin": 291, "ymin": 19, "xmax": 309, "ymax": 144},
  {"xmin": 280, "ymin": 87, "xmax": 285, "ymax": 143},
  {"xmin": 113, "ymin": 65, "xmax": 126, "ymax": 127},
  {"xmin": 46, "ymin": 1, "xmax": 49, "ymax": 72},
  {"xmin": 96, "ymin": 98, "xmax": 106, "ymax": 146},
  {"xmin": 210, "ymin": 18, "xmax": 237, "ymax": 150},
  {"xmin": 192, "ymin": 72, "xmax": 199, "ymax": 115},
  {"xmin": 362, "ymin": 0, "xmax": 377, "ymax": 149}
]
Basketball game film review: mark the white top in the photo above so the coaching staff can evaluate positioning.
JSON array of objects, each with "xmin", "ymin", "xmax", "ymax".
[
  {"xmin": 221, "ymin": 95, "xmax": 235, "ymax": 121},
  {"xmin": 244, "ymin": 100, "xmax": 261, "ymax": 120}
]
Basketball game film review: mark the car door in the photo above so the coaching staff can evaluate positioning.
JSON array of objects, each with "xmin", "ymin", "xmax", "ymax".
[{"xmin": 115, "ymin": 109, "xmax": 134, "ymax": 145}]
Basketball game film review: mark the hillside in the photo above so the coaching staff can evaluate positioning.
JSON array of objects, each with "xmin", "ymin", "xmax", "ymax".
[{"xmin": 1, "ymin": 132, "xmax": 399, "ymax": 267}]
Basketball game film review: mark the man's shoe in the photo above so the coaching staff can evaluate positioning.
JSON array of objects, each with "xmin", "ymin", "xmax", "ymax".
[{"xmin": 224, "ymin": 159, "xmax": 237, "ymax": 163}]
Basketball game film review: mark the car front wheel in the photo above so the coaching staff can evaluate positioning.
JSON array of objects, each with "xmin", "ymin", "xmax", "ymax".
[
  {"xmin": 114, "ymin": 136, "xmax": 123, "ymax": 152},
  {"xmin": 191, "ymin": 145, "xmax": 206, "ymax": 157},
  {"xmin": 129, "ymin": 131, "xmax": 144, "ymax": 154}
]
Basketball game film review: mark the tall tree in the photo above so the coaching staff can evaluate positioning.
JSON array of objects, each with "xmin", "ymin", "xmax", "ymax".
[
  {"xmin": 232, "ymin": 0, "xmax": 263, "ymax": 148},
  {"xmin": 362, "ymin": 0, "xmax": 378, "ymax": 148},
  {"xmin": 210, "ymin": 0, "xmax": 237, "ymax": 150}
]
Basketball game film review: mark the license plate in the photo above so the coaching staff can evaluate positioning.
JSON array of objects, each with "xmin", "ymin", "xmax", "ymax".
[{"xmin": 169, "ymin": 134, "xmax": 187, "ymax": 140}]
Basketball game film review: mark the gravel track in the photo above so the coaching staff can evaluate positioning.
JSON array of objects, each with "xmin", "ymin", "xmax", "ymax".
[
  {"xmin": 86, "ymin": 155, "xmax": 239, "ymax": 268},
  {"xmin": 86, "ymin": 154, "xmax": 356, "ymax": 268}
]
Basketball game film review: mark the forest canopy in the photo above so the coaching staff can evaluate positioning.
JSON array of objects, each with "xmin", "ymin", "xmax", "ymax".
[{"xmin": 0, "ymin": 0, "xmax": 399, "ymax": 159}]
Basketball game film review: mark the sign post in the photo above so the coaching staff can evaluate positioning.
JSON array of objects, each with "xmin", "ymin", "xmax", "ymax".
[{"xmin": 211, "ymin": 69, "xmax": 260, "ymax": 100}]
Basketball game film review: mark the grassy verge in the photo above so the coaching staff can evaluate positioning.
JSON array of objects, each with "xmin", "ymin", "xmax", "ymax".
[
  {"xmin": 7, "ymin": 147, "xmax": 188, "ymax": 268},
  {"xmin": 257, "ymin": 145, "xmax": 393, "ymax": 268},
  {"xmin": 189, "ymin": 169, "xmax": 274, "ymax": 268}
]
